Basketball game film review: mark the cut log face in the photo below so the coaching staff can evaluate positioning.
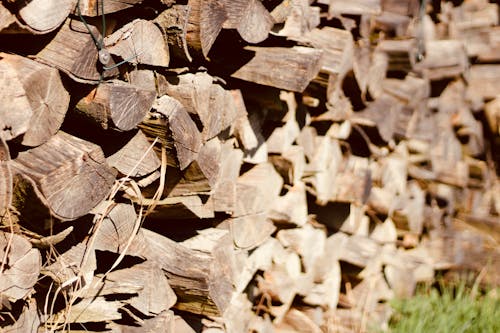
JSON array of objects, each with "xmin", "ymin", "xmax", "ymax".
[
  {"xmin": 105, "ymin": 19, "xmax": 169, "ymax": 67},
  {"xmin": 107, "ymin": 130, "xmax": 161, "ymax": 177},
  {"xmin": 2, "ymin": 0, "xmax": 500, "ymax": 330},
  {"xmin": 152, "ymin": 95, "xmax": 203, "ymax": 170},
  {"xmin": 76, "ymin": 79, "xmax": 156, "ymax": 131},
  {"xmin": 222, "ymin": 0, "xmax": 274, "ymax": 43},
  {"xmin": 15, "ymin": 0, "xmax": 76, "ymax": 33},
  {"xmin": 10, "ymin": 131, "xmax": 117, "ymax": 220},
  {"xmin": 130, "ymin": 228, "xmax": 234, "ymax": 317},
  {"xmin": 0, "ymin": 53, "xmax": 70, "ymax": 146},
  {"xmin": 0, "ymin": 232, "xmax": 41, "ymax": 302}
]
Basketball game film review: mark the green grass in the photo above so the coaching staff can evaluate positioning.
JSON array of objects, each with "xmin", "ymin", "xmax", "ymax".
[{"xmin": 388, "ymin": 281, "xmax": 499, "ymax": 333}]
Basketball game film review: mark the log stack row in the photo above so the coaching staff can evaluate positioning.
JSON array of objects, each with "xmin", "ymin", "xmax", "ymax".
[{"xmin": 1, "ymin": 0, "xmax": 499, "ymax": 332}]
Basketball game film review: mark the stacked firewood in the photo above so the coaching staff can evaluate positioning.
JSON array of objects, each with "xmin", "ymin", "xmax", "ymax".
[{"xmin": 1, "ymin": 0, "xmax": 499, "ymax": 332}]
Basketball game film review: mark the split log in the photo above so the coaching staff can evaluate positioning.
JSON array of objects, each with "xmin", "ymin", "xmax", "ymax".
[
  {"xmin": 163, "ymin": 71, "xmax": 239, "ymax": 141},
  {"xmin": 271, "ymin": 0, "xmax": 320, "ymax": 38},
  {"xmin": 141, "ymin": 95, "xmax": 203, "ymax": 170},
  {"xmin": 76, "ymin": 0, "xmax": 144, "ymax": 16},
  {"xmin": 105, "ymin": 19, "xmax": 170, "ymax": 67},
  {"xmin": 221, "ymin": 0, "xmax": 274, "ymax": 43},
  {"xmin": 0, "ymin": 232, "xmax": 41, "ymax": 302},
  {"xmin": 0, "ymin": 53, "xmax": 69, "ymax": 146},
  {"xmin": 130, "ymin": 228, "xmax": 235, "ymax": 317},
  {"xmin": 413, "ymin": 40, "xmax": 468, "ymax": 80},
  {"xmin": 231, "ymin": 46, "xmax": 324, "ymax": 92},
  {"xmin": 75, "ymin": 79, "xmax": 155, "ymax": 131},
  {"xmin": 10, "ymin": 131, "xmax": 117, "ymax": 220},
  {"xmin": 319, "ymin": 0, "xmax": 382, "ymax": 17},
  {"xmin": 36, "ymin": 19, "xmax": 119, "ymax": 83},
  {"xmin": 107, "ymin": 130, "xmax": 161, "ymax": 178},
  {"xmin": 468, "ymin": 65, "xmax": 500, "ymax": 100},
  {"xmin": 10, "ymin": 0, "xmax": 75, "ymax": 34},
  {"xmin": 185, "ymin": 0, "xmax": 227, "ymax": 59}
]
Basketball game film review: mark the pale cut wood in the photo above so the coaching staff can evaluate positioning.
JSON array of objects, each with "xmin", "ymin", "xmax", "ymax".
[
  {"xmin": 277, "ymin": 308, "xmax": 322, "ymax": 333},
  {"xmin": 374, "ymin": 11, "xmax": 411, "ymax": 37},
  {"xmin": 0, "ymin": 53, "xmax": 69, "ymax": 146},
  {"xmin": 381, "ymin": 0, "xmax": 419, "ymax": 16},
  {"xmin": 0, "ymin": 140, "xmax": 11, "ymax": 217},
  {"xmin": 107, "ymin": 130, "xmax": 161, "ymax": 177},
  {"xmin": 76, "ymin": 79, "xmax": 155, "ymax": 131},
  {"xmin": 293, "ymin": 27, "xmax": 354, "ymax": 77},
  {"xmin": 36, "ymin": 19, "xmax": 119, "ymax": 83},
  {"xmin": 231, "ymin": 46, "xmax": 323, "ymax": 92},
  {"xmin": 468, "ymin": 65, "xmax": 500, "ymax": 100},
  {"xmin": 212, "ymin": 139, "xmax": 243, "ymax": 213},
  {"xmin": 10, "ymin": 131, "xmax": 117, "ymax": 220},
  {"xmin": 222, "ymin": 213, "xmax": 276, "ymax": 250},
  {"xmin": 233, "ymin": 162, "xmax": 284, "ymax": 217},
  {"xmin": 273, "ymin": 0, "xmax": 320, "ymax": 38},
  {"xmin": 76, "ymin": 0, "xmax": 144, "ymax": 16},
  {"xmin": 270, "ymin": 145, "xmax": 306, "ymax": 185},
  {"xmin": 14, "ymin": 0, "xmax": 76, "ymax": 34},
  {"xmin": 47, "ymin": 297, "xmax": 122, "ymax": 324},
  {"xmin": 0, "ymin": 2, "xmax": 15, "ymax": 32},
  {"xmin": 1, "ymin": 298, "xmax": 39, "ymax": 333},
  {"xmin": 105, "ymin": 19, "xmax": 169, "ymax": 67},
  {"xmin": 320, "ymin": 0, "xmax": 381, "ymax": 16},
  {"xmin": 222, "ymin": 0, "xmax": 274, "ymax": 43},
  {"xmin": 269, "ymin": 182, "xmax": 308, "ymax": 226},
  {"xmin": 84, "ymin": 262, "xmax": 177, "ymax": 316},
  {"xmin": 413, "ymin": 40, "xmax": 468, "ymax": 80},
  {"xmin": 0, "ymin": 232, "xmax": 41, "ymax": 302}
]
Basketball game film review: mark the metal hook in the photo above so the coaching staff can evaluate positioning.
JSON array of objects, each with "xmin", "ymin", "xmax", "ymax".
[{"xmin": 76, "ymin": 0, "xmax": 140, "ymax": 70}]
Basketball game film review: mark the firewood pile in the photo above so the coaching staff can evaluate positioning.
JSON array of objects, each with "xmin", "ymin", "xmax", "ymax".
[{"xmin": 1, "ymin": 0, "xmax": 499, "ymax": 331}]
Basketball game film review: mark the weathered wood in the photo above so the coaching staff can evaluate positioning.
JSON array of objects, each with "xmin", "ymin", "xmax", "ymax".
[
  {"xmin": 105, "ymin": 19, "xmax": 169, "ymax": 67},
  {"xmin": 468, "ymin": 65, "xmax": 500, "ymax": 100},
  {"xmin": 0, "ymin": 140, "xmax": 11, "ymax": 218},
  {"xmin": 36, "ymin": 19, "xmax": 118, "ymax": 83},
  {"xmin": 10, "ymin": 131, "xmax": 117, "ymax": 220},
  {"xmin": 107, "ymin": 130, "xmax": 161, "ymax": 177},
  {"xmin": 186, "ymin": 0, "xmax": 227, "ymax": 59},
  {"xmin": 11, "ymin": 0, "xmax": 76, "ymax": 34},
  {"xmin": 413, "ymin": 40, "xmax": 468, "ymax": 80},
  {"xmin": 76, "ymin": 79, "xmax": 155, "ymax": 131},
  {"xmin": 0, "ymin": 232, "xmax": 41, "ymax": 302},
  {"xmin": 231, "ymin": 46, "xmax": 324, "ymax": 92},
  {"xmin": 154, "ymin": 5, "xmax": 193, "ymax": 63},
  {"xmin": 76, "ymin": 0, "xmax": 144, "ymax": 16},
  {"xmin": 130, "ymin": 228, "xmax": 234, "ymax": 316},
  {"xmin": 222, "ymin": 0, "xmax": 274, "ymax": 43},
  {"xmin": 0, "ymin": 53, "xmax": 69, "ymax": 146},
  {"xmin": 0, "ymin": 2, "xmax": 15, "ymax": 32},
  {"xmin": 142, "ymin": 95, "xmax": 203, "ymax": 170}
]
